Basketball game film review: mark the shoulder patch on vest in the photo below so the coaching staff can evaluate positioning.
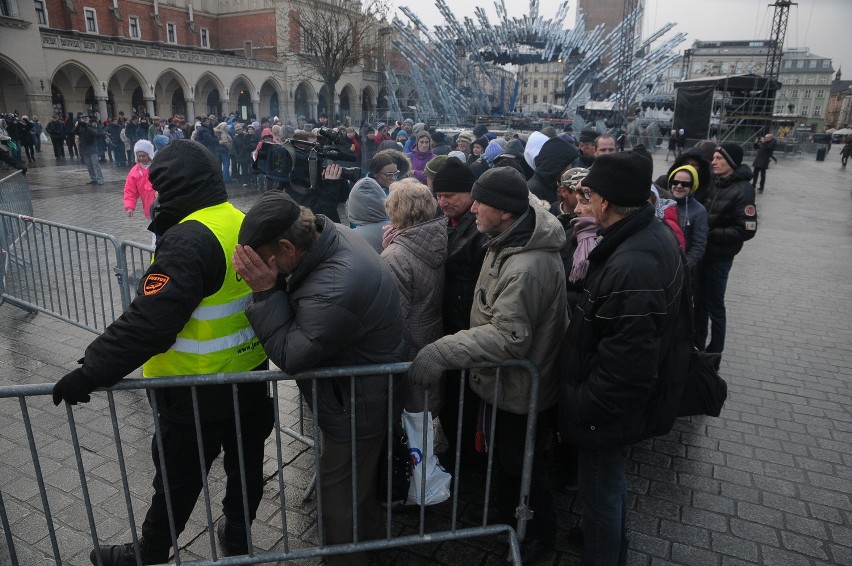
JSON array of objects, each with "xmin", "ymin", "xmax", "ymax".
[
  {"xmin": 744, "ymin": 205, "xmax": 756, "ymax": 217},
  {"xmin": 143, "ymin": 273, "xmax": 170, "ymax": 295}
]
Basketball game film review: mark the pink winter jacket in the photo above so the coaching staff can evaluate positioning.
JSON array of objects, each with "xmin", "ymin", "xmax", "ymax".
[{"xmin": 123, "ymin": 163, "xmax": 156, "ymax": 218}]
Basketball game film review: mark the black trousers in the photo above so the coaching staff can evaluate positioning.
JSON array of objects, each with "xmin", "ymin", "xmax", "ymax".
[
  {"xmin": 51, "ymin": 137, "xmax": 65, "ymax": 158},
  {"xmin": 491, "ymin": 407, "xmax": 555, "ymax": 541},
  {"xmin": 752, "ymin": 167, "xmax": 767, "ymax": 190},
  {"xmin": 66, "ymin": 136, "xmax": 78, "ymax": 157},
  {"xmin": 141, "ymin": 397, "xmax": 274, "ymax": 553},
  {"xmin": 320, "ymin": 433, "xmax": 386, "ymax": 566}
]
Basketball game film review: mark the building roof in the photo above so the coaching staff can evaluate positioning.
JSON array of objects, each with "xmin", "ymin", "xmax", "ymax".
[
  {"xmin": 830, "ymin": 80, "xmax": 852, "ymax": 94},
  {"xmin": 674, "ymin": 73, "xmax": 781, "ymax": 91}
]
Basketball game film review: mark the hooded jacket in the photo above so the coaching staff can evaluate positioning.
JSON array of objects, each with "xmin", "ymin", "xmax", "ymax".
[
  {"xmin": 432, "ymin": 204, "xmax": 568, "ymax": 414},
  {"xmin": 245, "ymin": 217, "xmax": 405, "ymax": 440},
  {"xmin": 381, "ymin": 217, "xmax": 448, "ymax": 360},
  {"xmin": 493, "ymin": 138, "xmax": 534, "ymax": 179},
  {"xmin": 70, "ymin": 140, "xmax": 267, "ymax": 421},
  {"xmin": 347, "ymin": 177, "xmax": 389, "ymax": 254},
  {"xmin": 528, "ymin": 137, "xmax": 579, "ymax": 203},
  {"xmin": 699, "ymin": 164, "xmax": 757, "ymax": 260},
  {"xmin": 407, "ymin": 147, "xmax": 437, "ymax": 183},
  {"xmin": 657, "ymin": 147, "xmax": 713, "ymax": 203},
  {"xmin": 123, "ymin": 162, "xmax": 156, "ymax": 218},
  {"xmin": 560, "ymin": 205, "xmax": 690, "ymax": 449}
]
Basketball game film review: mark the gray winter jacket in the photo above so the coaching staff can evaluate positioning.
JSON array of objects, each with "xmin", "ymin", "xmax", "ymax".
[
  {"xmin": 382, "ymin": 217, "xmax": 448, "ymax": 412},
  {"xmin": 381, "ymin": 217, "xmax": 448, "ymax": 361},
  {"xmin": 431, "ymin": 203, "xmax": 568, "ymax": 414},
  {"xmin": 245, "ymin": 216, "xmax": 405, "ymax": 440}
]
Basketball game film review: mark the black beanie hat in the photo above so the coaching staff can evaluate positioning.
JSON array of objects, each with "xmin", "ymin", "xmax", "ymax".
[
  {"xmin": 239, "ymin": 191, "xmax": 301, "ymax": 249},
  {"xmin": 582, "ymin": 151, "xmax": 652, "ymax": 207},
  {"xmin": 471, "ymin": 167, "xmax": 529, "ymax": 216},
  {"xmin": 472, "ymin": 136, "xmax": 489, "ymax": 152},
  {"xmin": 579, "ymin": 129, "xmax": 599, "ymax": 144},
  {"xmin": 716, "ymin": 143, "xmax": 744, "ymax": 170},
  {"xmin": 432, "ymin": 158, "xmax": 476, "ymax": 193}
]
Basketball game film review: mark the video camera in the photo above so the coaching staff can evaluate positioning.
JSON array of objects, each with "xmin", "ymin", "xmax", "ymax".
[{"xmin": 253, "ymin": 127, "xmax": 360, "ymax": 189}]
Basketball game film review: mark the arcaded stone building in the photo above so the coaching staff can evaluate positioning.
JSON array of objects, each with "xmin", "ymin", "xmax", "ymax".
[{"xmin": 0, "ymin": 0, "xmax": 385, "ymax": 123}]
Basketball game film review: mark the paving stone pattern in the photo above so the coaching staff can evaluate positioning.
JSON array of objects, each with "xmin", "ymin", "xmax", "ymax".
[{"xmin": 1, "ymin": 149, "xmax": 851, "ymax": 565}]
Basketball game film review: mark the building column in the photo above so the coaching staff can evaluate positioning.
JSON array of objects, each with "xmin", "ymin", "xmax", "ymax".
[
  {"xmin": 252, "ymin": 99, "xmax": 260, "ymax": 119},
  {"xmin": 97, "ymin": 97, "xmax": 108, "ymax": 119},
  {"xmin": 185, "ymin": 99, "xmax": 195, "ymax": 121},
  {"xmin": 145, "ymin": 98, "xmax": 155, "ymax": 117},
  {"xmin": 26, "ymin": 92, "xmax": 53, "ymax": 121}
]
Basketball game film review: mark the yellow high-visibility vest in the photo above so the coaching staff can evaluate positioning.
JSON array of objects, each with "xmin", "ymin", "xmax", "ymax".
[{"xmin": 143, "ymin": 202, "xmax": 266, "ymax": 377}]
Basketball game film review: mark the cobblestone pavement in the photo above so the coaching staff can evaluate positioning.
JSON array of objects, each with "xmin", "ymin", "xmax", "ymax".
[{"xmin": 1, "ymin": 146, "xmax": 851, "ymax": 565}]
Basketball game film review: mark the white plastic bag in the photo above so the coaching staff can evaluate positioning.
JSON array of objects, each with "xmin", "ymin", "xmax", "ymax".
[
  {"xmin": 401, "ymin": 410, "xmax": 452, "ymax": 506},
  {"xmin": 40, "ymin": 131, "xmax": 48, "ymax": 144}
]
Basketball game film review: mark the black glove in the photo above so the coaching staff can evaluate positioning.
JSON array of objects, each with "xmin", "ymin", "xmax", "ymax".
[
  {"xmin": 409, "ymin": 343, "xmax": 451, "ymax": 387},
  {"xmin": 52, "ymin": 368, "xmax": 95, "ymax": 406}
]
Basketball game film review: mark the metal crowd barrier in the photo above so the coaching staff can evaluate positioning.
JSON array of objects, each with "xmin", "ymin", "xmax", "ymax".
[
  {"xmin": 0, "ymin": 360, "xmax": 542, "ymax": 565},
  {"xmin": 0, "ymin": 170, "xmax": 32, "ymax": 217},
  {"xmin": 0, "ymin": 211, "xmax": 128, "ymax": 333}
]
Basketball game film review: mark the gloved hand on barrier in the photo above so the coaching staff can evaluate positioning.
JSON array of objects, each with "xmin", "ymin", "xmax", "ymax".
[
  {"xmin": 52, "ymin": 367, "xmax": 96, "ymax": 406},
  {"xmin": 409, "ymin": 343, "xmax": 452, "ymax": 387}
]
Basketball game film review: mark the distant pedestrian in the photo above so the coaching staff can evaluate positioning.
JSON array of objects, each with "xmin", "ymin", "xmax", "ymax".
[
  {"xmin": 840, "ymin": 137, "xmax": 851, "ymax": 168},
  {"xmin": 74, "ymin": 114, "xmax": 104, "ymax": 185},
  {"xmin": 751, "ymin": 134, "xmax": 777, "ymax": 192},
  {"xmin": 46, "ymin": 115, "xmax": 66, "ymax": 159},
  {"xmin": 123, "ymin": 140, "xmax": 156, "ymax": 219}
]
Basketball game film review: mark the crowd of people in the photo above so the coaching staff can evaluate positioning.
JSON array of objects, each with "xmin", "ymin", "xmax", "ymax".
[{"xmin": 34, "ymin": 106, "xmax": 798, "ymax": 566}]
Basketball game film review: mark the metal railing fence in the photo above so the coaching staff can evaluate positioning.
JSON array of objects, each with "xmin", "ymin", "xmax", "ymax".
[
  {"xmin": 0, "ymin": 170, "xmax": 32, "ymax": 217},
  {"xmin": 0, "ymin": 211, "xmax": 128, "ymax": 333},
  {"xmin": 0, "ymin": 360, "xmax": 543, "ymax": 565}
]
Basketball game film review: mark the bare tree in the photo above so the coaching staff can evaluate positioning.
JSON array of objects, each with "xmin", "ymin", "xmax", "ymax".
[{"xmin": 282, "ymin": 0, "xmax": 389, "ymax": 117}]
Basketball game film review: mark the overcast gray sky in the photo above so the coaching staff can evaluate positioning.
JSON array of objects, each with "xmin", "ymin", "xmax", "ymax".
[{"xmin": 389, "ymin": 0, "xmax": 851, "ymax": 79}]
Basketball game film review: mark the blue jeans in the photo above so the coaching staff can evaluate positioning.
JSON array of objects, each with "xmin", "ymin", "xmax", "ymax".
[
  {"xmin": 693, "ymin": 257, "xmax": 734, "ymax": 354},
  {"xmin": 219, "ymin": 153, "xmax": 231, "ymax": 182},
  {"xmin": 578, "ymin": 446, "xmax": 628, "ymax": 566}
]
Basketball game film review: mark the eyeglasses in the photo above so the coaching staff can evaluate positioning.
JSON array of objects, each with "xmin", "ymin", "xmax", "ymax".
[
  {"xmin": 669, "ymin": 180, "xmax": 691, "ymax": 188},
  {"xmin": 380, "ymin": 170, "xmax": 400, "ymax": 180},
  {"xmin": 578, "ymin": 187, "xmax": 596, "ymax": 200}
]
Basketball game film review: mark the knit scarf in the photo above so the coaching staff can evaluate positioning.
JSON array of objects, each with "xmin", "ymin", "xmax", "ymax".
[{"xmin": 569, "ymin": 215, "xmax": 599, "ymax": 283}]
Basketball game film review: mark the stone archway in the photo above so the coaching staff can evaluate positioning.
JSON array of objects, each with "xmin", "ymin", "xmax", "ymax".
[
  {"xmin": 259, "ymin": 79, "xmax": 282, "ymax": 121},
  {"xmin": 229, "ymin": 75, "xmax": 256, "ymax": 120},
  {"xmin": 0, "ymin": 56, "xmax": 31, "ymax": 114},
  {"xmin": 154, "ymin": 69, "xmax": 189, "ymax": 118},
  {"xmin": 361, "ymin": 86, "xmax": 375, "ymax": 124},
  {"xmin": 107, "ymin": 66, "xmax": 145, "ymax": 119},
  {"xmin": 294, "ymin": 81, "xmax": 316, "ymax": 120},
  {"xmin": 51, "ymin": 61, "xmax": 98, "ymax": 116},
  {"xmin": 339, "ymin": 83, "xmax": 357, "ymax": 124},
  {"xmin": 196, "ymin": 72, "xmax": 224, "ymax": 118},
  {"xmin": 318, "ymin": 83, "xmax": 334, "ymax": 118}
]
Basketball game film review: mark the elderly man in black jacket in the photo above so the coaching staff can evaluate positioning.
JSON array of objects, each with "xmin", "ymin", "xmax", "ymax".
[
  {"xmin": 429, "ymin": 159, "xmax": 488, "ymax": 469},
  {"xmin": 560, "ymin": 151, "xmax": 690, "ymax": 566},
  {"xmin": 232, "ymin": 191, "xmax": 405, "ymax": 566}
]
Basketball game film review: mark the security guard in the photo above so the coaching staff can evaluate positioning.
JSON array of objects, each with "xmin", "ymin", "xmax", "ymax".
[{"xmin": 52, "ymin": 139, "xmax": 273, "ymax": 565}]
